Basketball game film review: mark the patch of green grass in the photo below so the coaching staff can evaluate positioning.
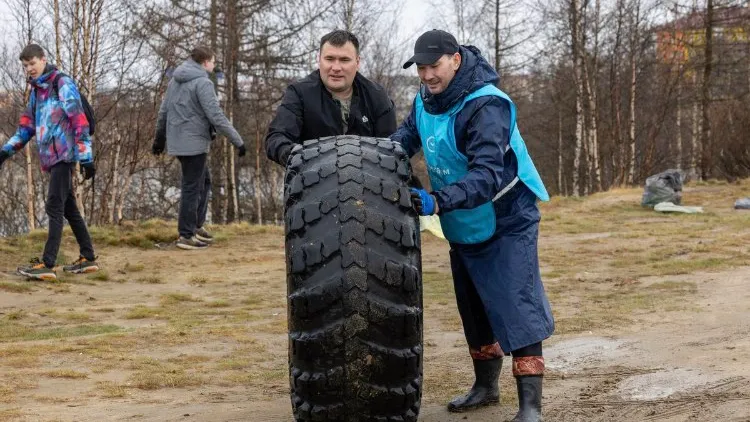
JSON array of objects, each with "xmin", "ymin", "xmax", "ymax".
[
  {"xmin": 167, "ymin": 355, "xmax": 212, "ymax": 365},
  {"xmin": 43, "ymin": 369, "xmax": 88, "ymax": 379},
  {"xmin": 5, "ymin": 310, "xmax": 26, "ymax": 321},
  {"xmin": 123, "ymin": 262, "xmax": 145, "ymax": 272},
  {"xmin": 137, "ymin": 276, "xmax": 163, "ymax": 284},
  {"xmin": 646, "ymin": 280, "xmax": 697, "ymax": 291},
  {"xmin": 240, "ymin": 295, "xmax": 266, "ymax": 309},
  {"xmin": 124, "ymin": 306, "xmax": 163, "ymax": 320},
  {"xmin": 189, "ymin": 276, "xmax": 209, "ymax": 285},
  {"xmin": 552, "ymin": 278, "xmax": 701, "ymax": 335},
  {"xmin": 0, "ymin": 408, "xmax": 22, "ymax": 418},
  {"xmin": 27, "ymin": 229, "xmax": 48, "ymax": 242},
  {"xmin": 206, "ymin": 300, "xmax": 230, "ymax": 308},
  {"xmin": 0, "ymin": 322, "xmax": 121, "ymax": 342},
  {"xmin": 0, "ymin": 282, "xmax": 34, "ymax": 294},
  {"xmin": 217, "ymin": 358, "xmax": 251, "ymax": 370},
  {"xmin": 96, "ymin": 381, "xmax": 127, "ymax": 398},
  {"xmin": 0, "ymin": 345, "xmax": 53, "ymax": 368},
  {"xmin": 89, "ymin": 307, "xmax": 116, "ymax": 313},
  {"xmin": 160, "ymin": 293, "xmax": 200, "ymax": 306},
  {"xmin": 422, "ymin": 271, "xmax": 456, "ymax": 307},
  {"xmin": 88, "ymin": 220, "xmax": 176, "ymax": 249},
  {"xmin": 87, "ymin": 271, "xmax": 110, "ymax": 281},
  {"xmin": 62, "ymin": 312, "xmax": 93, "ymax": 322},
  {"xmin": 128, "ymin": 365, "xmax": 204, "ymax": 390},
  {"xmin": 649, "ymin": 256, "xmax": 743, "ymax": 276}
]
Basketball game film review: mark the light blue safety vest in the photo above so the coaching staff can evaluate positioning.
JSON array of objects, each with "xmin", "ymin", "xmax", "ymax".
[{"xmin": 415, "ymin": 84, "xmax": 549, "ymax": 244}]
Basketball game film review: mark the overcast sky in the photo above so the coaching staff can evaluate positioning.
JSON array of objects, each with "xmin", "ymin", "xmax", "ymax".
[{"xmin": 0, "ymin": 0, "xmax": 432, "ymax": 51}]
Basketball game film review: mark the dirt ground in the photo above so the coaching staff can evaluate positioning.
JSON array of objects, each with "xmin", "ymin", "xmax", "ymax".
[{"xmin": 0, "ymin": 181, "xmax": 749, "ymax": 421}]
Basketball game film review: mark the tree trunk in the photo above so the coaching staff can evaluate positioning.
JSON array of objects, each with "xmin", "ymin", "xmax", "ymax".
[
  {"xmin": 255, "ymin": 124, "xmax": 263, "ymax": 224},
  {"xmin": 344, "ymin": 0, "xmax": 355, "ymax": 32},
  {"xmin": 22, "ymin": 68, "xmax": 36, "ymax": 231},
  {"xmin": 700, "ymin": 0, "xmax": 713, "ymax": 180},
  {"xmin": 210, "ymin": 0, "xmax": 217, "ymax": 52},
  {"xmin": 73, "ymin": 0, "xmax": 90, "ymax": 219},
  {"xmin": 676, "ymin": 66, "xmax": 683, "ymax": 170},
  {"xmin": 494, "ymin": 0, "xmax": 501, "ymax": 72},
  {"xmin": 221, "ymin": 141, "xmax": 229, "ymax": 223},
  {"xmin": 691, "ymin": 75, "xmax": 701, "ymax": 179},
  {"xmin": 116, "ymin": 170, "xmax": 135, "ymax": 224},
  {"xmin": 54, "ymin": 0, "xmax": 61, "ymax": 65},
  {"xmin": 72, "ymin": 0, "xmax": 81, "ymax": 78},
  {"xmin": 571, "ymin": 0, "xmax": 584, "ymax": 196},
  {"xmin": 225, "ymin": 0, "xmax": 239, "ymax": 222},
  {"xmin": 209, "ymin": 0, "xmax": 224, "ymax": 223},
  {"xmin": 110, "ymin": 137, "xmax": 121, "ymax": 224},
  {"xmin": 589, "ymin": 0, "xmax": 602, "ymax": 191},
  {"xmin": 627, "ymin": 0, "xmax": 640, "ymax": 185},
  {"xmin": 557, "ymin": 109, "xmax": 563, "ymax": 196},
  {"xmin": 611, "ymin": 0, "xmax": 625, "ymax": 187}
]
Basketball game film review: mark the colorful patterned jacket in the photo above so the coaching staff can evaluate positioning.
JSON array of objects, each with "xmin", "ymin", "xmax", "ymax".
[{"xmin": 1, "ymin": 64, "xmax": 93, "ymax": 172}]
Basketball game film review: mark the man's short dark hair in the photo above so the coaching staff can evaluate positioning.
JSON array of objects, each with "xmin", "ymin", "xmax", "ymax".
[
  {"xmin": 19, "ymin": 44, "xmax": 46, "ymax": 61},
  {"xmin": 191, "ymin": 46, "xmax": 214, "ymax": 64},
  {"xmin": 320, "ymin": 30, "xmax": 360, "ymax": 54}
]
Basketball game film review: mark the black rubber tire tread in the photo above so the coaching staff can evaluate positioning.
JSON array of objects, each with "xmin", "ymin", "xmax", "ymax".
[{"xmin": 285, "ymin": 135, "xmax": 423, "ymax": 422}]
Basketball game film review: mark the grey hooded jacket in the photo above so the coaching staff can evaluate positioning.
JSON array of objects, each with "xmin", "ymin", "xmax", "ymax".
[{"xmin": 155, "ymin": 59, "xmax": 243, "ymax": 156}]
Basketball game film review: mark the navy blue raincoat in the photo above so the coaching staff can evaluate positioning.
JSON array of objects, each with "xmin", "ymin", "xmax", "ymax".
[{"xmin": 391, "ymin": 46, "xmax": 554, "ymax": 352}]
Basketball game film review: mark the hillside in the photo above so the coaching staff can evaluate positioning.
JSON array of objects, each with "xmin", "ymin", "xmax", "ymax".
[{"xmin": 0, "ymin": 180, "xmax": 748, "ymax": 421}]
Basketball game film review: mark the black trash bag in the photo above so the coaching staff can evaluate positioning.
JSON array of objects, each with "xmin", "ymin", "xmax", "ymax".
[
  {"xmin": 735, "ymin": 198, "xmax": 750, "ymax": 210},
  {"xmin": 641, "ymin": 169, "xmax": 686, "ymax": 207}
]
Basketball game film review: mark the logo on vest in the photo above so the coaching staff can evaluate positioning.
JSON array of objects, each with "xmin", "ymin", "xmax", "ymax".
[
  {"xmin": 425, "ymin": 136, "xmax": 437, "ymax": 153},
  {"xmin": 362, "ymin": 116, "xmax": 369, "ymax": 123}
]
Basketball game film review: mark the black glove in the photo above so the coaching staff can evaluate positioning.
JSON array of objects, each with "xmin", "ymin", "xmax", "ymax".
[
  {"xmin": 80, "ymin": 162, "xmax": 96, "ymax": 180},
  {"xmin": 279, "ymin": 144, "xmax": 303, "ymax": 166},
  {"xmin": 278, "ymin": 145, "xmax": 291, "ymax": 165},
  {"xmin": 0, "ymin": 150, "xmax": 9, "ymax": 168},
  {"xmin": 238, "ymin": 145, "xmax": 247, "ymax": 157},
  {"xmin": 152, "ymin": 143, "xmax": 164, "ymax": 155}
]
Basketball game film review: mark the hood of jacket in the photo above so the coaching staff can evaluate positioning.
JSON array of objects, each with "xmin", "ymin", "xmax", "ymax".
[
  {"xmin": 29, "ymin": 64, "xmax": 59, "ymax": 90},
  {"xmin": 421, "ymin": 45, "xmax": 499, "ymax": 115},
  {"xmin": 173, "ymin": 59, "xmax": 209, "ymax": 83}
]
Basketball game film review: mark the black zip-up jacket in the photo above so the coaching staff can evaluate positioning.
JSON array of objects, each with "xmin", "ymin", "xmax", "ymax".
[{"xmin": 265, "ymin": 70, "xmax": 397, "ymax": 165}]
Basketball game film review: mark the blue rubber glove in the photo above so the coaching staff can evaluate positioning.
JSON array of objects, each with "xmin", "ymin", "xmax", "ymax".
[{"xmin": 410, "ymin": 188, "xmax": 437, "ymax": 216}]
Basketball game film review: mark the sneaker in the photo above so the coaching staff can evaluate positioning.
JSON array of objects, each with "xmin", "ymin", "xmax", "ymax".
[
  {"xmin": 17, "ymin": 257, "xmax": 57, "ymax": 281},
  {"xmin": 176, "ymin": 236, "xmax": 209, "ymax": 250},
  {"xmin": 195, "ymin": 227, "xmax": 214, "ymax": 243},
  {"xmin": 63, "ymin": 256, "xmax": 99, "ymax": 274}
]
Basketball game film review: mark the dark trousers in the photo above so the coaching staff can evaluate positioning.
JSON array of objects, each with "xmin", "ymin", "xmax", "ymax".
[
  {"xmin": 452, "ymin": 257, "xmax": 543, "ymax": 359},
  {"xmin": 177, "ymin": 154, "xmax": 211, "ymax": 238},
  {"xmin": 42, "ymin": 162, "xmax": 95, "ymax": 267}
]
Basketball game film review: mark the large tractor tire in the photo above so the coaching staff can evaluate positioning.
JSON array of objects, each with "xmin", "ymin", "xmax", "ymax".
[{"xmin": 284, "ymin": 135, "xmax": 423, "ymax": 421}]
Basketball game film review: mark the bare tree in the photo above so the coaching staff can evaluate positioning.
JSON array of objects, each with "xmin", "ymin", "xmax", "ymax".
[
  {"xmin": 11, "ymin": 0, "xmax": 40, "ymax": 230},
  {"xmin": 571, "ymin": 0, "xmax": 585, "ymax": 196},
  {"xmin": 700, "ymin": 0, "xmax": 713, "ymax": 180},
  {"xmin": 627, "ymin": 0, "xmax": 641, "ymax": 185}
]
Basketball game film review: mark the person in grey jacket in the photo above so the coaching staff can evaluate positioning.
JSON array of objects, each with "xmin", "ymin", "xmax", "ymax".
[{"xmin": 153, "ymin": 46, "xmax": 246, "ymax": 250}]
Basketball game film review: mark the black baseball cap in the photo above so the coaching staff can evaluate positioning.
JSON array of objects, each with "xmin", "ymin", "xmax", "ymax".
[{"xmin": 403, "ymin": 29, "xmax": 459, "ymax": 69}]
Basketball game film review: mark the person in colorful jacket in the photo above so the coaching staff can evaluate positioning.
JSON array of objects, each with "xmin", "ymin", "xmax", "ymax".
[
  {"xmin": 0, "ymin": 44, "xmax": 98, "ymax": 281},
  {"xmin": 392, "ymin": 30, "xmax": 554, "ymax": 421}
]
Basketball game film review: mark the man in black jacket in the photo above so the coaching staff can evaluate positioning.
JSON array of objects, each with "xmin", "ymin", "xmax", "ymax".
[{"xmin": 266, "ymin": 30, "xmax": 397, "ymax": 165}]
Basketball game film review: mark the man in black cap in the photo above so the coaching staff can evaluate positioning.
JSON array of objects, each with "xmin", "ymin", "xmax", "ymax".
[
  {"xmin": 265, "ymin": 30, "xmax": 397, "ymax": 165},
  {"xmin": 392, "ymin": 29, "xmax": 554, "ymax": 422}
]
